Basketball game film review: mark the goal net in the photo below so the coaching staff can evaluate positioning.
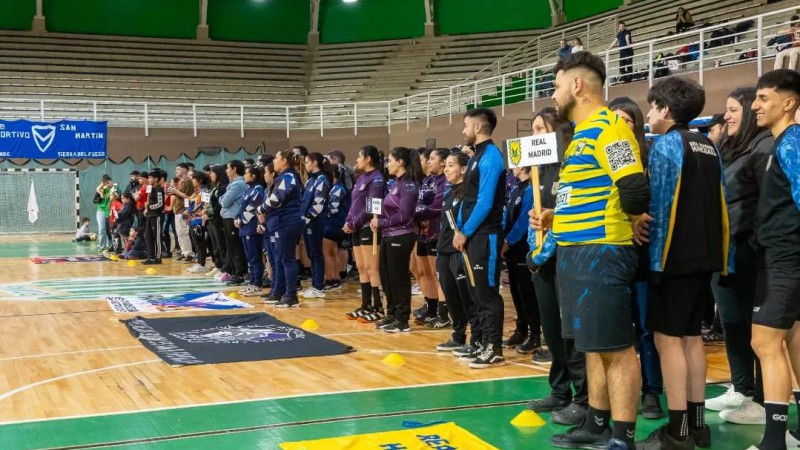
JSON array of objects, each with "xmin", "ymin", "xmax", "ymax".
[{"xmin": 0, "ymin": 169, "xmax": 78, "ymax": 234}]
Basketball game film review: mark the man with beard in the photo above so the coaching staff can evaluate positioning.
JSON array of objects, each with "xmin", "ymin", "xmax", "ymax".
[
  {"xmin": 532, "ymin": 51, "xmax": 649, "ymax": 450},
  {"xmin": 453, "ymin": 108, "xmax": 506, "ymax": 368}
]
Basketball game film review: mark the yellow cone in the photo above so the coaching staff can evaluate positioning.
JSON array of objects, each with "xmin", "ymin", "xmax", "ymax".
[
  {"xmin": 108, "ymin": 254, "xmax": 119, "ymax": 261},
  {"xmin": 382, "ymin": 353, "xmax": 406, "ymax": 367},
  {"xmin": 144, "ymin": 268, "xmax": 157, "ymax": 275},
  {"xmin": 227, "ymin": 292, "xmax": 240, "ymax": 299},
  {"xmin": 510, "ymin": 410, "xmax": 546, "ymax": 428},
  {"xmin": 300, "ymin": 319, "xmax": 319, "ymax": 332},
  {"xmin": 126, "ymin": 260, "xmax": 138, "ymax": 267}
]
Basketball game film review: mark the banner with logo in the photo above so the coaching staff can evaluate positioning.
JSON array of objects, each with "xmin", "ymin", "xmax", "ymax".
[
  {"xmin": 0, "ymin": 119, "xmax": 107, "ymax": 159},
  {"xmin": 280, "ymin": 422, "xmax": 499, "ymax": 450},
  {"xmin": 30, "ymin": 255, "xmax": 110, "ymax": 264},
  {"xmin": 123, "ymin": 313, "xmax": 353, "ymax": 366},
  {"xmin": 106, "ymin": 292, "xmax": 253, "ymax": 314}
]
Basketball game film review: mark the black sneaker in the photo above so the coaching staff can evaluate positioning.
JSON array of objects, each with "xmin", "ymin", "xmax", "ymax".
[
  {"xmin": 690, "ymin": 425, "xmax": 711, "ymax": 448},
  {"xmin": 262, "ymin": 294, "xmax": 282, "ymax": 304},
  {"xmin": 532, "ymin": 347, "xmax": 553, "ymax": 364},
  {"xmin": 551, "ymin": 421, "xmax": 611, "ymax": 449},
  {"xmin": 375, "ymin": 315, "xmax": 396, "ymax": 329},
  {"xmin": 637, "ymin": 424, "xmax": 694, "ymax": 450},
  {"xmin": 358, "ymin": 307, "xmax": 384, "ymax": 323},
  {"xmin": 642, "ymin": 393, "xmax": 664, "ymax": 419},
  {"xmin": 452, "ymin": 344, "xmax": 476, "ymax": 358},
  {"xmin": 142, "ymin": 259, "xmax": 162, "ymax": 265},
  {"xmin": 325, "ymin": 280, "xmax": 342, "ymax": 291},
  {"xmin": 516, "ymin": 334, "xmax": 542, "ymax": 354},
  {"xmin": 502, "ymin": 328, "xmax": 528, "ymax": 348},
  {"xmin": 382, "ymin": 320, "xmax": 411, "ymax": 333},
  {"xmin": 469, "ymin": 344, "xmax": 505, "ymax": 368},
  {"xmin": 412, "ymin": 303, "xmax": 428, "ymax": 321},
  {"xmin": 527, "ymin": 395, "xmax": 570, "ymax": 413},
  {"xmin": 274, "ymin": 296, "xmax": 300, "ymax": 308},
  {"xmin": 226, "ymin": 276, "xmax": 245, "ymax": 286},
  {"xmin": 551, "ymin": 402, "xmax": 587, "ymax": 426},
  {"xmin": 182, "ymin": 255, "xmax": 194, "ymax": 264},
  {"xmin": 345, "ymin": 306, "xmax": 367, "ymax": 320},
  {"xmin": 436, "ymin": 339, "xmax": 463, "ymax": 352}
]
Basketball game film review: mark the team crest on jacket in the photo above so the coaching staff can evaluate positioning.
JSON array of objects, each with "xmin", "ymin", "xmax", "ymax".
[
  {"xmin": 508, "ymin": 139, "xmax": 522, "ymax": 166},
  {"xmin": 170, "ymin": 325, "xmax": 305, "ymax": 344}
]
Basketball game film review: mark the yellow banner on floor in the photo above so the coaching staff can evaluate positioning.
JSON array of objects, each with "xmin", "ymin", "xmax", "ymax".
[{"xmin": 280, "ymin": 422, "xmax": 500, "ymax": 450}]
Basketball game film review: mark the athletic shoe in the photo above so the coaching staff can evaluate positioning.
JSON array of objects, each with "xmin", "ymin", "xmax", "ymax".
[
  {"xmin": 516, "ymin": 334, "xmax": 542, "ymax": 354},
  {"xmin": 302, "ymin": 288, "xmax": 326, "ymax": 299},
  {"xmin": 375, "ymin": 316, "xmax": 396, "ymax": 329},
  {"xmin": 502, "ymin": 328, "xmax": 527, "ymax": 348},
  {"xmin": 527, "ymin": 395, "xmax": 570, "ymax": 413},
  {"xmin": 469, "ymin": 344, "xmax": 505, "ymax": 369},
  {"xmin": 436, "ymin": 339, "xmax": 463, "ymax": 352},
  {"xmin": 423, "ymin": 315, "xmax": 451, "ymax": 329},
  {"xmin": 637, "ymin": 424, "xmax": 694, "ymax": 450},
  {"xmin": 606, "ymin": 438, "xmax": 631, "ymax": 450},
  {"xmin": 532, "ymin": 348, "xmax": 553, "ymax": 364},
  {"xmin": 325, "ymin": 280, "xmax": 342, "ymax": 291},
  {"xmin": 412, "ymin": 303, "xmax": 429, "ymax": 321},
  {"xmin": 205, "ymin": 267, "xmax": 220, "ymax": 277},
  {"xmin": 691, "ymin": 425, "xmax": 711, "ymax": 448},
  {"xmin": 719, "ymin": 398, "xmax": 766, "ymax": 425},
  {"xmin": 262, "ymin": 294, "xmax": 282, "ymax": 304},
  {"xmin": 551, "ymin": 402, "xmax": 587, "ymax": 426},
  {"xmin": 411, "ymin": 284, "xmax": 422, "ymax": 296},
  {"xmin": 705, "ymin": 385, "xmax": 748, "ymax": 411},
  {"xmin": 274, "ymin": 296, "xmax": 300, "ymax": 308},
  {"xmin": 226, "ymin": 276, "xmax": 245, "ymax": 286},
  {"xmin": 787, "ymin": 430, "xmax": 800, "ymax": 449},
  {"xmin": 241, "ymin": 286, "xmax": 263, "ymax": 297},
  {"xmin": 357, "ymin": 307, "xmax": 384, "ymax": 323},
  {"xmin": 187, "ymin": 264, "xmax": 209, "ymax": 274},
  {"xmin": 182, "ymin": 255, "xmax": 194, "ymax": 264},
  {"xmin": 452, "ymin": 344, "xmax": 477, "ymax": 358},
  {"xmin": 175, "ymin": 254, "xmax": 185, "ymax": 261},
  {"xmin": 642, "ymin": 393, "xmax": 664, "ymax": 419},
  {"xmin": 142, "ymin": 259, "xmax": 162, "ymax": 265},
  {"xmin": 550, "ymin": 421, "xmax": 611, "ymax": 449},
  {"xmin": 382, "ymin": 320, "xmax": 411, "ymax": 333},
  {"xmin": 345, "ymin": 306, "xmax": 368, "ymax": 320}
]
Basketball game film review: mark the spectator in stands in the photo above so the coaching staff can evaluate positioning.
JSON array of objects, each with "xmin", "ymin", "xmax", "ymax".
[
  {"xmin": 675, "ymin": 7, "xmax": 695, "ymax": 34},
  {"xmin": 571, "ymin": 37, "xmax": 584, "ymax": 53},
  {"xmin": 608, "ymin": 22, "xmax": 634, "ymax": 83},
  {"xmin": 95, "ymin": 174, "xmax": 113, "ymax": 252},
  {"xmin": 558, "ymin": 39, "xmax": 573, "ymax": 60},
  {"xmin": 773, "ymin": 15, "xmax": 800, "ymax": 71},
  {"xmin": 706, "ymin": 114, "xmax": 728, "ymax": 147}
]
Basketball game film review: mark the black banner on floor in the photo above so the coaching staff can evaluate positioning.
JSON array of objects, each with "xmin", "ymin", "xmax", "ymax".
[{"xmin": 123, "ymin": 313, "xmax": 354, "ymax": 366}]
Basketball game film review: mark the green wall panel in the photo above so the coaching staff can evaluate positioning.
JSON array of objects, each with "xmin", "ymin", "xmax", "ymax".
[
  {"xmin": 208, "ymin": 0, "xmax": 309, "ymax": 44},
  {"xmin": 564, "ymin": 0, "xmax": 622, "ymax": 22},
  {"xmin": 43, "ymin": 0, "xmax": 198, "ymax": 39},
  {"xmin": 319, "ymin": 0, "xmax": 425, "ymax": 44},
  {"xmin": 0, "ymin": 0, "xmax": 34, "ymax": 30},
  {"xmin": 434, "ymin": 0, "xmax": 550, "ymax": 36}
]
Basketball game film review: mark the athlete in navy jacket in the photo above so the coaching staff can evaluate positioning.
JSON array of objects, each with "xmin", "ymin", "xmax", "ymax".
[
  {"xmin": 300, "ymin": 153, "xmax": 332, "ymax": 298},
  {"xmin": 235, "ymin": 166, "xmax": 265, "ymax": 295}
]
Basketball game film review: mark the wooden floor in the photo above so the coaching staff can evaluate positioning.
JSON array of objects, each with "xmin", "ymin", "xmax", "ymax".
[{"xmin": 0, "ymin": 234, "xmax": 731, "ymax": 426}]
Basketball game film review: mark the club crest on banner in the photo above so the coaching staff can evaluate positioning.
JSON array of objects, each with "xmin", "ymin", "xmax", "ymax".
[
  {"xmin": 170, "ymin": 325, "xmax": 305, "ymax": 344},
  {"xmin": 31, "ymin": 124, "xmax": 56, "ymax": 153}
]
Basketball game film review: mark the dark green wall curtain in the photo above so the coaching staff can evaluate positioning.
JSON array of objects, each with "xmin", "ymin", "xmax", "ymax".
[
  {"xmin": 434, "ymin": 0, "xmax": 551, "ymax": 36},
  {"xmin": 564, "ymin": 0, "xmax": 623, "ymax": 22},
  {"xmin": 319, "ymin": 0, "xmax": 425, "ymax": 44},
  {"xmin": 0, "ymin": 0, "xmax": 35, "ymax": 30},
  {"xmin": 208, "ymin": 0, "xmax": 309, "ymax": 44}
]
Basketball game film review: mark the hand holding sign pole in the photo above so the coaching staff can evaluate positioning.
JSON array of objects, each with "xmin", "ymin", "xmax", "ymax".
[
  {"xmin": 367, "ymin": 197, "xmax": 382, "ymax": 256},
  {"xmin": 505, "ymin": 132, "xmax": 560, "ymax": 248},
  {"xmin": 445, "ymin": 209, "xmax": 475, "ymax": 287}
]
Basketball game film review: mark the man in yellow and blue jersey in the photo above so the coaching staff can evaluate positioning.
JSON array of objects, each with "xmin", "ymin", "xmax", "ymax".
[{"xmin": 535, "ymin": 52, "xmax": 650, "ymax": 450}]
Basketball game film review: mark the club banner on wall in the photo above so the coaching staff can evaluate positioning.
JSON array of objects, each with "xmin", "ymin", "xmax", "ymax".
[{"xmin": 0, "ymin": 119, "xmax": 107, "ymax": 159}]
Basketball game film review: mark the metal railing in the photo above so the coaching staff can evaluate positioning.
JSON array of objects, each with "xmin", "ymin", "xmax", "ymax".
[{"xmin": 0, "ymin": 5, "xmax": 796, "ymax": 137}]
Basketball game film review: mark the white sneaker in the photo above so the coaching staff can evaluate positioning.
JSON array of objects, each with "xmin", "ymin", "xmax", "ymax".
[
  {"xmin": 241, "ymin": 285, "xmax": 262, "ymax": 297},
  {"xmin": 411, "ymin": 284, "xmax": 422, "ymax": 296},
  {"xmin": 188, "ymin": 264, "xmax": 209, "ymax": 274},
  {"xmin": 238, "ymin": 284, "xmax": 254, "ymax": 294},
  {"xmin": 205, "ymin": 267, "xmax": 220, "ymax": 277},
  {"xmin": 787, "ymin": 430, "xmax": 800, "ymax": 448},
  {"xmin": 186, "ymin": 264, "xmax": 201, "ymax": 273},
  {"xmin": 302, "ymin": 288, "xmax": 326, "ymax": 299},
  {"xmin": 706, "ymin": 385, "xmax": 749, "ymax": 411},
  {"xmin": 720, "ymin": 398, "xmax": 766, "ymax": 425}
]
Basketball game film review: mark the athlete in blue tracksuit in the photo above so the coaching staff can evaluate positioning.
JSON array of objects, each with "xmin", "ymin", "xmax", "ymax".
[
  {"xmin": 301, "ymin": 158, "xmax": 331, "ymax": 296},
  {"xmin": 259, "ymin": 164, "xmax": 278, "ymax": 293},
  {"xmin": 324, "ymin": 169, "xmax": 350, "ymax": 289},
  {"xmin": 260, "ymin": 151, "xmax": 304, "ymax": 307},
  {"xmin": 236, "ymin": 167, "xmax": 265, "ymax": 292}
]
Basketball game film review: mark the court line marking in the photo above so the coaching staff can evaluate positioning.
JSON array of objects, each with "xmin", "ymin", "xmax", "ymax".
[
  {"xmin": 23, "ymin": 236, "xmax": 39, "ymax": 244},
  {"xmin": 43, "ymin": 400, "xmax": 528, "ymax": 449},
  {"xmin": 0, "ymin": 359, "xmax": 161, "ymax": 402},
  {"xmin": 0, "ymin": 346, "xmax": 143, "ymax": 362},
  {"xmin": 0, "ymin": 374, "xmax": 541, "ymax": 426},
  {"xmin": 322, "ymin": 330, "xmax": 449, "ymax": 337}
]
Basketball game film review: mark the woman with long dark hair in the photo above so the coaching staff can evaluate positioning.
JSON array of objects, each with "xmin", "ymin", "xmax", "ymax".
[
  {"xmin": 435, "ymin": 150, "xmax": 483, "ymax": 356},
  {"xmin": 258, "ymin": 163, "xmax": 279, "ymax": 297},
  {"xmin": 260, "ymin": 150, "xmax": 304, "ymax": 307},
  {"xmin": 324, "ymin": 164, "xmax": 350, "ymax": 291},
  {"xmin": 343, "ymin": 145, "xmax": 386, "ymax": 321},
  {"xmin": 205, "ymin": 165, "xmax": 229, "ymax": 279},
  {"xmin": 704, "ymin": 87, "xmax": 771, "ymax": 425},
  {"xmin": 300, "ymin": 152, "xmax": 332, "ymax": 299},
  {"xmin": 187, "ymin": 172, "xmax": 211, "ymax": 273},
  {"xmin": 371, "ymin": 147, "xmax": 423, "ymax": 333},
  {"xmin": 235, "ymin": 166, "xmax": 266, "ymax": 297}
]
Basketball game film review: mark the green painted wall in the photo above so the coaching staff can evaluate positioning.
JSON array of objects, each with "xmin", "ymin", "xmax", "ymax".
[
  {"xmin": 564, "ymin": 0, "xmax": 622, "ymax": 22},
  {"xmin": 208, "ymin": 0, "xmax": 309, "ymax": 45},
  {"xmin": 0, "ymin": 0, "xmax": 34, "ymax": 30},
  {"xmin": 43, "ymin": 0, "xmax": 198, "ymax": 39},
  {"xmin": 435, "ymin": 0, "xmax": 551, "ymax": 36},
  {"xmin": 319, "ymin": 0, "xmax": 425, "ymax": 44}
]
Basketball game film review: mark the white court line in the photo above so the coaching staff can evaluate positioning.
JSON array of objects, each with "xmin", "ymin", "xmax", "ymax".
[
  {"xmin": 0, "ymin": 373, "xmax": 542, "ymax": 426},
  {"xmin": 0, "ymin": 346, "xmax": 143, "ymax": 362},
  {"xmin": 0, "ymin": 359, "xmax": 161, "ymax": 402},
  {"xmin": 322, "ymin": 330, "xmax": 449, "ymax": 337},
  {"xmin": 23, "ymin": 236, "xmax": 39, "ymax": 244}
]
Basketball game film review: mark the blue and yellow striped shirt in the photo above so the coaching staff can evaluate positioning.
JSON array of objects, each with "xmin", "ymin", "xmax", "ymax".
[{"xmin": 552, "ymin": 107, "xmax": 644, "ymax": 246}]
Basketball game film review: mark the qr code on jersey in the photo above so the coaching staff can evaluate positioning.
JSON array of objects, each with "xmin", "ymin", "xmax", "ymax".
[{"xmin": 604, "ymin": 140, "xmax": 636, "ymax": 172}]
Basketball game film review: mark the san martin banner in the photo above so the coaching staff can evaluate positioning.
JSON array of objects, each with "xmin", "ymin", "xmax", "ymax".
[{"xmin": 0, "ymin": 119, "xmax": 107, "ymax": 159}]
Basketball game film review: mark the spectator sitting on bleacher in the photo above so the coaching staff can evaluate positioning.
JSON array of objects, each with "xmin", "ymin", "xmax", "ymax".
[
  {"xmin": 676, "ymin": 7, "xmax": 695, "ymax": 34},
  {"xmin": 773, "ymin": 15, "xmax": 800, "ymax": 71},
  {"xmin": 571, "ymin": 37, "xmax": 584, "ymax": 53},
  {"xmin": 558, "ymin": 39, "xmax": 572, "ymax": 60}
]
